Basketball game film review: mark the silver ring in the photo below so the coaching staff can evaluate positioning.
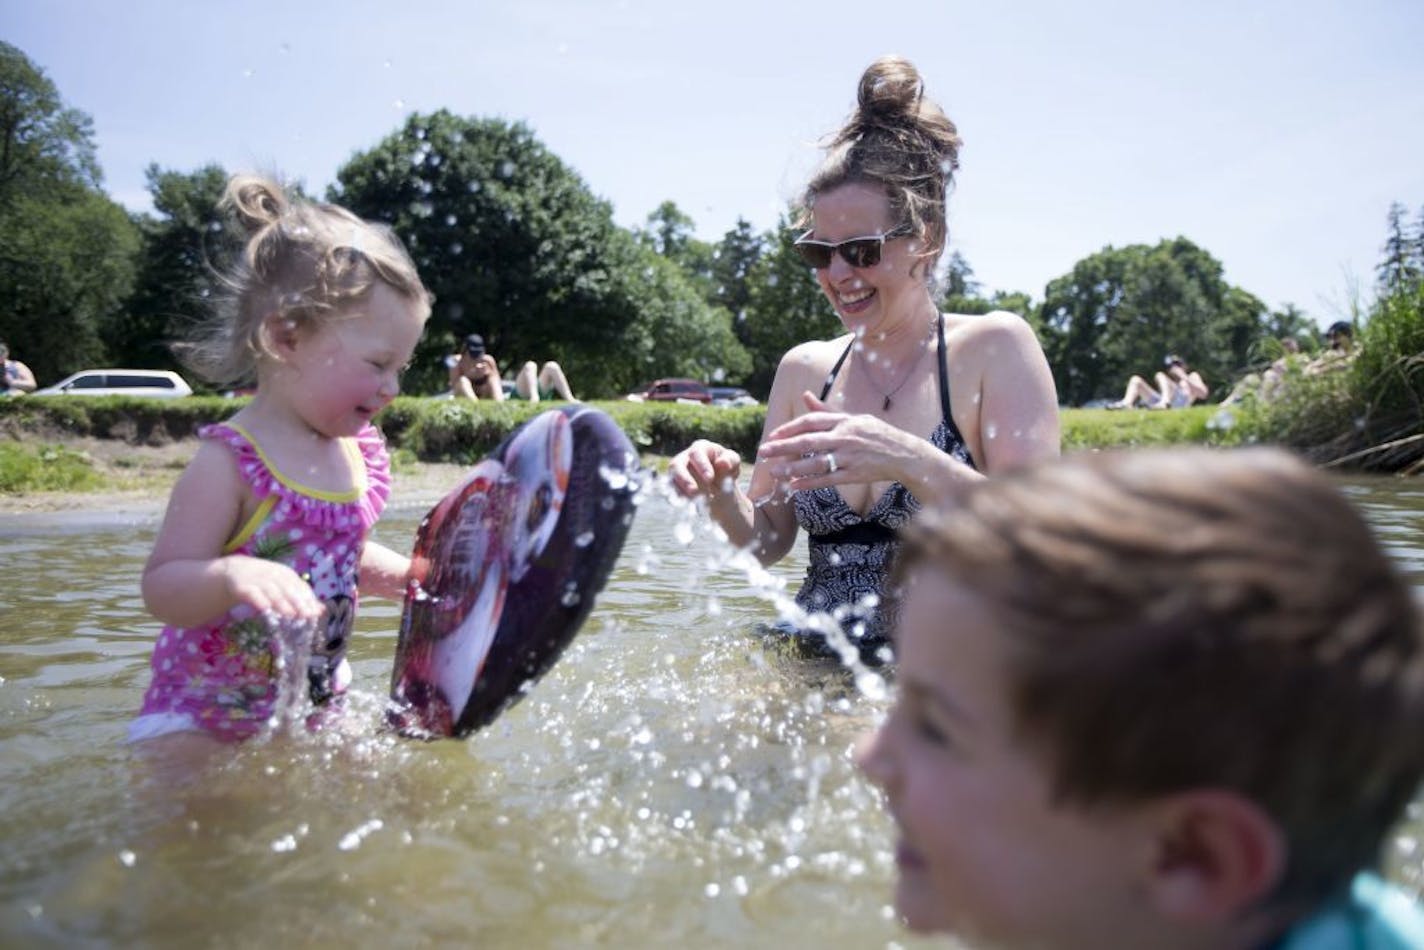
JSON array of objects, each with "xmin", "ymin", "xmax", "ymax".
[{"xmin": 825, "ymin": 452, "xmax": 838, "ymax": 474}]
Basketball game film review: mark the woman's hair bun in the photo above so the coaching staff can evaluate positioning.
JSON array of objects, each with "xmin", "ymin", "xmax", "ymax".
[
  {"xmin": 855, "ymin": 55, "xmax": 926, "ymax": 129},
  {"xmin": 831, "ymin": 55, "xmax": 961, "ymax": 174}
]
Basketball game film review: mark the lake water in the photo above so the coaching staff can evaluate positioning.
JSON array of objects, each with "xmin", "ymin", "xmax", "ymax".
[{"xmin": 1, "ymin": 472, "xmax": 1421, "ymax": 948}]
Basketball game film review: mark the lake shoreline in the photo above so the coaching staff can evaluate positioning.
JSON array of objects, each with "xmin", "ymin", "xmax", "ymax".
[{"xmin": 0, "ymin": 435, "xmax": 474, "ymax": 516}]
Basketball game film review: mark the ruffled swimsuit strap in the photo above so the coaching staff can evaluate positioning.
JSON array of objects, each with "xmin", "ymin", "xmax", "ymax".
[
  {"xmin": 352, "ymin": 424, "xmax": 392, "ymax": 530},
  {"xmin": 197, "ymin": 421, "xmax": 390, "ymax": 537}
]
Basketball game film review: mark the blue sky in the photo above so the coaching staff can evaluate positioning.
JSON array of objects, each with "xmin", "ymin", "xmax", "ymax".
[{"xmin": 6, "ymin": 0, "xmax": 1422, "ymax": 325}]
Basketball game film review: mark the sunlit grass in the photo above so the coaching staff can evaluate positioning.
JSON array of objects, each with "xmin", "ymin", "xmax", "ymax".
[{"xmin": 0, "ymin": 441, "xmax": 104, "ymax": 494}]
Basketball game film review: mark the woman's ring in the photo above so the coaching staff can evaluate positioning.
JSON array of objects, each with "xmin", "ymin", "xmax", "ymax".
[{"xmin": 825, "ymin": 452, "xmax": 838, "ymax": 475}]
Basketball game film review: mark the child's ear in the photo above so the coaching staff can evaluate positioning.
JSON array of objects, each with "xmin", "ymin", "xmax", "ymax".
[
  {"xmin": 261, "ymin": 311, "xmax": 301, "ymax": 357},
  {"xmin": 1144, "ymin": 789, "xmax": 1286, "ymax": 924}
]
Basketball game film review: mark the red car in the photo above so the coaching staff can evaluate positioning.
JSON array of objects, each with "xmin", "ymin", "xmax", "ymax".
[{"xmin": 637, "ymin": 378, "xmax": 713, "ymax": 404}]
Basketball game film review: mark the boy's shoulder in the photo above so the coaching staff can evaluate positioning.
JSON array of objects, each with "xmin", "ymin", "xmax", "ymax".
[{"xmin": 1275, "ymin": 874, "xmax": 1424, "ymax": 950}]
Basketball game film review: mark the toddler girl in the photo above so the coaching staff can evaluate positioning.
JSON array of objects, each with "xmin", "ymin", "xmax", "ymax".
[{"xmin": 129, "ymin": 174, "xmax": 430, "ymax": 744}]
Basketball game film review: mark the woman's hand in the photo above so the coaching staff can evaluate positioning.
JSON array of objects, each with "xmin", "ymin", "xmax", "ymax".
[
  {"xmin": 667, "ymin": 439, "xmax": 742, "ymax": 499},
  {"xmin": 757, "ymin": 392, "xmax": 969, "ymax": 493}
]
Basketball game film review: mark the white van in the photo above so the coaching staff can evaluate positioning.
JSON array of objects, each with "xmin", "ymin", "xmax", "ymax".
[{"xmin": 32, "ymin": 369, "xmax": 194, "ymax": 398}]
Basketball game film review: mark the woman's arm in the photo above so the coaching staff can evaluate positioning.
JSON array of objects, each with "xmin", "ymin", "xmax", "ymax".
[
  {"xmin": 668, "ymin": 345, "xmax": 820, "ymax": 565},
  {"xmin": 963, "ymin": 312, "xmax": 1061, "ymax": 475}
]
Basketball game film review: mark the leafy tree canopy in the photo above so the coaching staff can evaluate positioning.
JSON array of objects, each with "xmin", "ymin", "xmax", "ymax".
[
  {"xmin": 741, "ymin": 214, "xmax": 840, "ymax": 396},
  {"xmin": 1038, "ymin": 237, "xmax": 1269, "ymax": 406},
  {"xmin": 110, "ymin": 163, "xmax": 236, "ymax": 373},
  {"xmin": 0, "ymin": 43, "xmax": 137, "ymax": 384},
  {"xmin": 331, "ymin": 110, "xmax": 744, "ymax": 396},
  {"xmin": 0, "ymin": 41, "xmax": 101, "ymax": 204}
]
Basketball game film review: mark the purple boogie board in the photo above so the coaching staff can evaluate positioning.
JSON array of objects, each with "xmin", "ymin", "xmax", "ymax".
[{"xmin": 388, "ymin": 406, "xmax": 640, "ymax": 738}]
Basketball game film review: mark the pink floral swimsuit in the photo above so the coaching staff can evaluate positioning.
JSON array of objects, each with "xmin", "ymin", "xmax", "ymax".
[{"xmin": 129, "ymin": 422, "xmax": 391, "ymax": 742}]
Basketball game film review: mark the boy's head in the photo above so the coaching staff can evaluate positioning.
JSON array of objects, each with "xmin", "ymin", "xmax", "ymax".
[{"xmin": 859, "ymin": 447, "xmax": 1423, "ymax": 947}]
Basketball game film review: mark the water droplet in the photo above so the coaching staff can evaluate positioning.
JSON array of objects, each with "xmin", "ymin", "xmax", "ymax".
[
  {"xmin": 444, "ymin": 213, "xmax": 457, "ymax": 226},
  {"xmin": 467, "ymin": 180, "xmax": 482, "ymax": 193},
  {"xmin": 393, "ymin": 98, "xmax": 405, "ymax": 109},
  {"xmin": 117, "ymin": 850, "xmax": 136, "ymax": 868},
  {"xmin": 984, "ymin": 421, "xmax": 999, "ymax": 440},
  {"xmin": 560, "ymin": 586, "xmax": 581, "ymax": 607},
  {"xmin": 704, "ymin": 882, "xmax": 720, "ymax": 898},
  {"xmin": 575, "ymin": 530, "xmax": 595, "ymax": 547},
  {"xmin": 338, "ymin": 819, "xmax": 384, "ymax": 852},
  {"xmin": 279, "ymin": 42, "xmax": 291, "ymax": 54},
  {"xmin": 673, "ymin": 521, "xmax": 694, "ymax": 545},
  {"xmin": 498, "ymin": 160, "xmax": 515, "ymax": 179}
]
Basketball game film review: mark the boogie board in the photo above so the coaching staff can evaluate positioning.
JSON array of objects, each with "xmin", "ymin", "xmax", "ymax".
[{"xmin": 388, "ymin": 405, "xmax": 640, "ymax": 738}]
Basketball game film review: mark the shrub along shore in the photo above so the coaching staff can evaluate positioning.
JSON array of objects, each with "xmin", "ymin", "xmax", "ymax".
[{"xmin": 0, "ymin": 395, "xmax": 1266, "ymax": 497}]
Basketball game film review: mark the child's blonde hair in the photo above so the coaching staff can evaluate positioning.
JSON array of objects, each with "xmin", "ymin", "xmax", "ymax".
[
  {"xmin": 177, "ymin": 174, "xmax": 431, "ymax": 387},
  {"xmin": 895, "ymin": 447, "xmax": 1424, "ymax": 908}
]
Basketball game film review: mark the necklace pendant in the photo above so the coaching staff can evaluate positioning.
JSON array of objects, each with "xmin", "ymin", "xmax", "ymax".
[{"xmin": 883, "ymin": 395, "xmax": 892, "ymax": 411}]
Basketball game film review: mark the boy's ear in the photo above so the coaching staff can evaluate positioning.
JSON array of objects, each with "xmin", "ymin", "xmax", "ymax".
[{"xmin": 1144, "ymin": 789, "xmax": 1286, "ymax": 924}]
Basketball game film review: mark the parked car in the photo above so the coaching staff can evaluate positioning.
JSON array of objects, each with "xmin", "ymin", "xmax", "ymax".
[
  {"xmin": 629, "ymin": 378, "xmax": 713, "ymax": 404},
  {"xmin": 32, "ymin": 369, "xmax": 194, "ymax": 398},
  {"xmin": 708, "ymin": 386, "xmax": 757, "ymax": 408}
]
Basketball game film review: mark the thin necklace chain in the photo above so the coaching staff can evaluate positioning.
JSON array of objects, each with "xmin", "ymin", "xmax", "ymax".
[{"xmin": 859, "ymin": 317, "xmax": 936, "ymax": 412}]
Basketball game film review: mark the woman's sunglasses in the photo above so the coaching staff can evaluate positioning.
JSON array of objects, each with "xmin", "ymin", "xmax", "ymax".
[{"xmin": 793, "ymin": 226, "xmax": 910, "ymax": 270}]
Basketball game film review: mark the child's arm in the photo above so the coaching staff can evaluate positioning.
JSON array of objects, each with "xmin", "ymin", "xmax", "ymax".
[
  {"xmin": 360, "ymin": 540, "xmax": 411, "ymax": 601},
  {"xmin": 142, "ymin": 440, "xmax": 323, "ymax": 628}
]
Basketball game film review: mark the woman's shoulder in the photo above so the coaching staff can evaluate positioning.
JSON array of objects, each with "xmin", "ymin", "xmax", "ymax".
[
  {"xmin": 944, "ymin": 309, "xmax": 1042, "ymax": 359},
  {"xmin": 943, "ymin": 309, "xmax": 1034, "ymax": 340},
  {"xmin": 779, "ymin": 334, "xmax": 853, "ymax": 373}
]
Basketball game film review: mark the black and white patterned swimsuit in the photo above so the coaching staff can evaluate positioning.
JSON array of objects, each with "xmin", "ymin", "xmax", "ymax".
[{"xmin": 789, "ymin": 315, "xmax": 975, "ymax": 652}]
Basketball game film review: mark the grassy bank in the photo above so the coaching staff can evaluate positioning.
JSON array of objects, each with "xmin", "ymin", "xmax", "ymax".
[{"xmin": 2, "ymin": 395, "xmax": 1245, "ymax": 495}]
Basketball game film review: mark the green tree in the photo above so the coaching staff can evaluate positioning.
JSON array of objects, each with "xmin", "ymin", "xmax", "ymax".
[
  {"xmin": 742, "ymin": 214, "xmax": 840, "ymax": 396},
  {"xmin": 710, "ymin": 217, "xmax": 763, "ymax": 347},
  {"xmin": 0, "ymin": 43, "xmax": 138, "ymax": 384},
  {"xmin": 616, "ymin": 251, "xmax": 751, "ymax": 387},
  {"xmin": 111, "ymin": 163, "xmax": 235, "ymax": 371},
  {"xmin": 1262, "ymin": 303, "xmax": 1317, "ymax": 352},
  {"xmin": 0, "ymin": 191, "xmax": 139, "ymax": 383},
  {"xmin": 1039, "ymin": 238, "xmax": 1268, "ymax": 406},
  {"xmin": 1377, "ymin": 201, "xmax": 1419, "ymax": 295},
  {"xmin": 332, "ymin": 110, "xmax": 743, "ymax": 396},
  {"xmin": 636, "ymin": 199, "xmax": 717, "ymax": 303},
  {"xmin": 938, "ymin": 251, "xmax": 995, "ymax": 316},
  {"xmin": 0, "ymin": 41, "xmax": 100, "ymax": 204}
]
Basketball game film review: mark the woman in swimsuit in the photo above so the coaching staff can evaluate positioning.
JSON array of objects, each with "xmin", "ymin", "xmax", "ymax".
[{"xmin": 668, "ymin": 56, "xmax": 1060, "ymax": 662}]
